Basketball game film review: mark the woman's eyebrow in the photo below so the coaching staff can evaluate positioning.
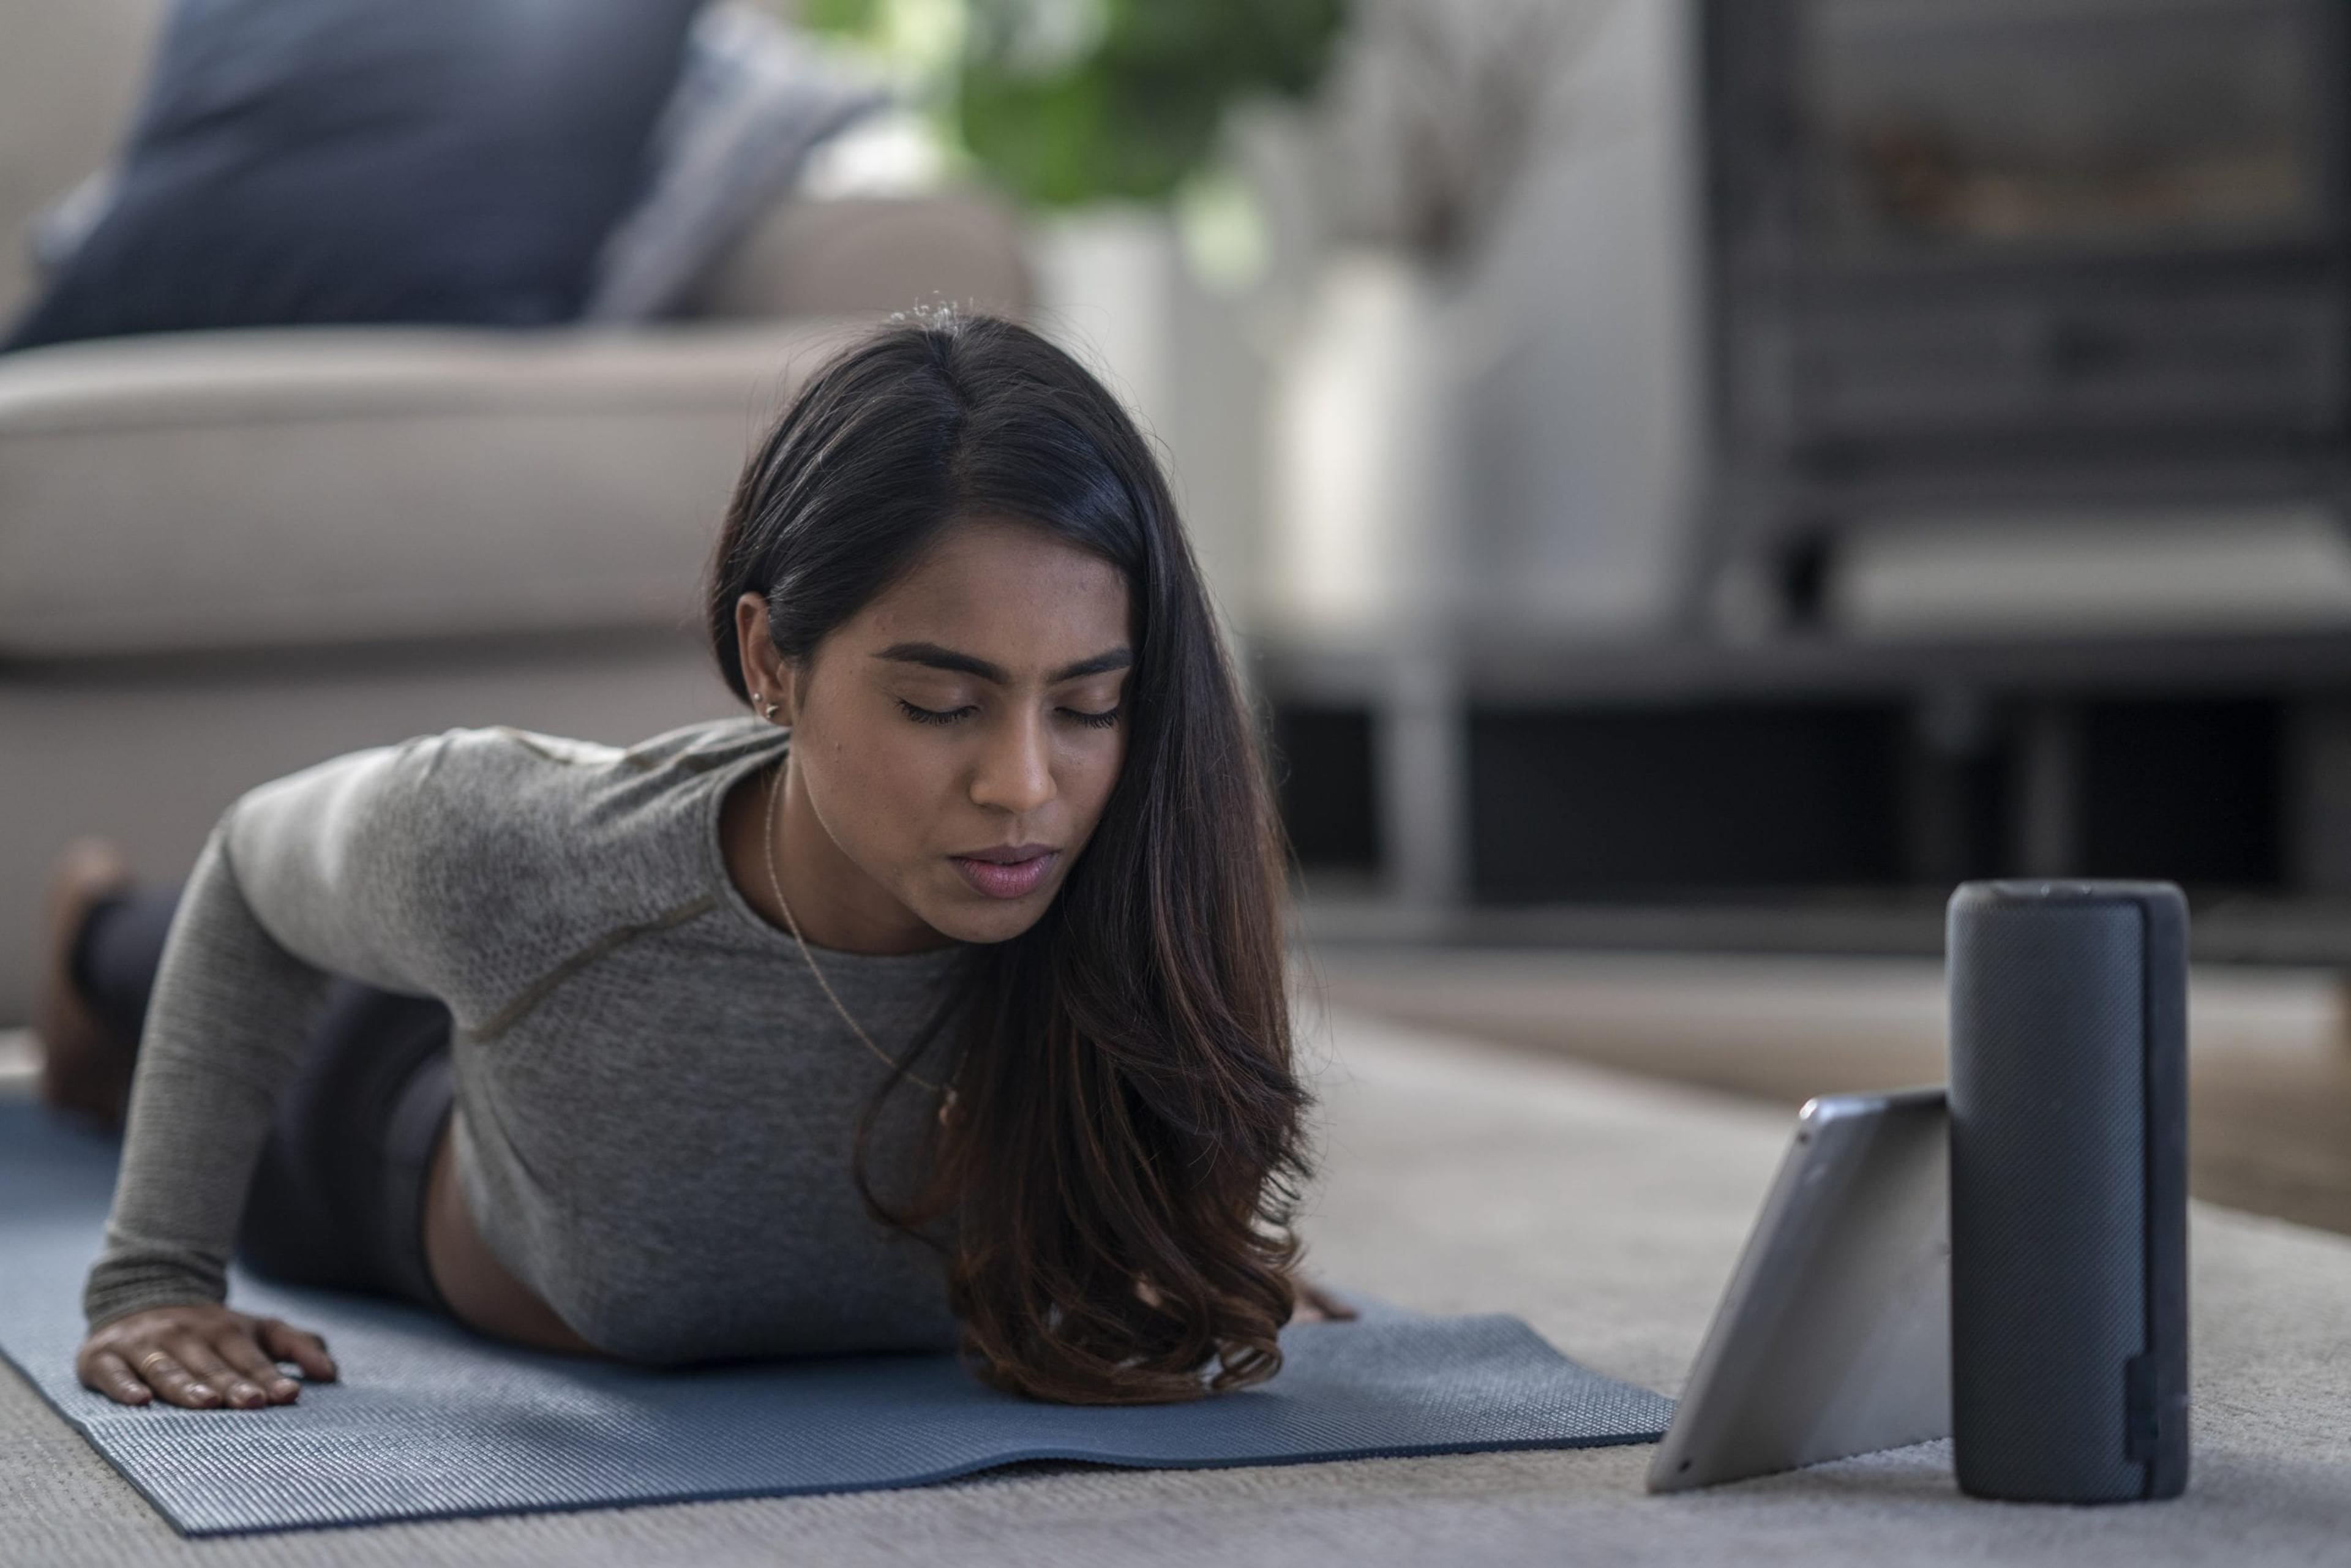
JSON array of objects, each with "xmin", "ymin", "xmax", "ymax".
[
  {"xmin": 874, "ymin": 642, "xmax": 1134, "ymax": 685},
  {"xmin": 1049, "ymin": 648, "xmax": 1136, "ymax": 681}
]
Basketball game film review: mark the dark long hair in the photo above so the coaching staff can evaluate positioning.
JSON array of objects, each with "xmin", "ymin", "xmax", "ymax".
[{"xmin": 704, "ymin": 309, "xmax": 1311, "ymax": 1404}]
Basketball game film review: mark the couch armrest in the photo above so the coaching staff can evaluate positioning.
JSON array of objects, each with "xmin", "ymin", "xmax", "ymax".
[
  {"xmin": 0, "ymin": 321, "xmax": 873, "ymax": 659},
  {"xmin": 688, "ymin": 189, "xmax": 1030, "ymax": 322}
]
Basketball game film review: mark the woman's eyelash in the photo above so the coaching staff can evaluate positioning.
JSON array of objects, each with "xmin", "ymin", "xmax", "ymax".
[
  {"xmin": 896, "ymin": 698, "xmax": 1120, "ymax": 729},
  {"xmin": 896, "ymin": 699, "xmax": 975, "ymax": 726}
]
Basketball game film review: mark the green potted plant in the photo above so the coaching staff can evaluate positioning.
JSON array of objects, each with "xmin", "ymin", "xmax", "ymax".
[
  {"xmin": 804, "ymin": 0, "xmax": 1347, "ymax": 208},
  {"xmin": 801, "ymin": 0, "xmax": 1346, "ymax": 626}
]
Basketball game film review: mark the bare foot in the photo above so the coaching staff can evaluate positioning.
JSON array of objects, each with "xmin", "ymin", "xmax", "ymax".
[{"xmin": 33, "ymin": 839, "xmax": 137, "ymax": 1131}]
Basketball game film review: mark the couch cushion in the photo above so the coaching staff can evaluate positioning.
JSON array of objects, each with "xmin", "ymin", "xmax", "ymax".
[
  {"xmin": 0, "ymin": 323, "xmax": 865, "ymax": 658},
  {"xmin": 2, "ymin": 0, "xmax": 700, "ymax": 352}
]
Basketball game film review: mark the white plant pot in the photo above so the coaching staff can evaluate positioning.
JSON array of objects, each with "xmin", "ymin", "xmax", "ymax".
[
  {"xmin": 1024, "ymin": 203, "xmax": 1260, "ymax": 650},
  {"xmin": 1264, "ymin": 250, "xmax": 1469, "ymax": 639},
  {"xmin": 1026, "ymin": 203, "xmax": 1183, "ymax": 456}
]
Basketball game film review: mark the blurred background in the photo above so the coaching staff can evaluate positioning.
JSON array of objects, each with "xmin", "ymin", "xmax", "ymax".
[{"xmin": 4, "ymin": 0, "xmax": 2350, "ymax": 1233}]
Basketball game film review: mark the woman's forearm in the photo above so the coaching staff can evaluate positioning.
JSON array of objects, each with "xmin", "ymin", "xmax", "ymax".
[
  {"xmin": 83, "ymin": 820, "xmax": 337, "ymax": 1326},
  {"xmin": 83, "ymin": 734, "xmax": 448, "ymax": 1328}
]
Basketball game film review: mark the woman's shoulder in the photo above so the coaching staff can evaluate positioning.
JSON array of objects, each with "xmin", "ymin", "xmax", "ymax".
[
  {"xmin": 236, "ymin": 712, "xmax": 772, "ymax": 906},
  {"xmin": 413, "ymin": 715, "xmax": 773, "ymax": 806},
  {"xmin": 242, "ymin": 713, "xmax": 776, "ymax": 1021},
  {"xmin": 418, "ymin": 713, "xmax": 773, "ymax": 865},
  {"xmin": 428, "ymin": 713, "xmax": 768, "ymax": 781},
  {"xmin": 436, "ymin": 713, "xmax": 763, "ymax": 768},
  {"xmin": 373, "ymin": 713, "xmax": 773, "ymax": 937}
]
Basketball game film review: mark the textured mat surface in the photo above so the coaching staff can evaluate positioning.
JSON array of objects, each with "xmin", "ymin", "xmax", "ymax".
[{"xmin": 0, "ymin": 1098, "xmax": 1671, "ymax": 1536}]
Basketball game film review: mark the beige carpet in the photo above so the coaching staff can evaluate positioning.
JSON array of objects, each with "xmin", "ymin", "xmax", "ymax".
[{"xmin": 4, "ymin": 1003, "xmax": 2347, "ymax": 1566}]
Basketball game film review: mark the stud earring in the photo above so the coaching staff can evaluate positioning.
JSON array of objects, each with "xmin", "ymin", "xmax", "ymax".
[{"xmin": 758, "ymin": 696, "xmax": 779, "ymax": 721}]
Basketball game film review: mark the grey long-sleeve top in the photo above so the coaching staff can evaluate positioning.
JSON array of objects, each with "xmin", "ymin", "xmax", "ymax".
[{"xmin": 83, "ymin": 715, "xmax": 969, "ymax": 1364}]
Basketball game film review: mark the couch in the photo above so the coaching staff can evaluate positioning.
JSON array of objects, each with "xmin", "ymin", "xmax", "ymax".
[{"xmin": 0, "ymin": 0, "xmax": 1030, "ymax": 1024}]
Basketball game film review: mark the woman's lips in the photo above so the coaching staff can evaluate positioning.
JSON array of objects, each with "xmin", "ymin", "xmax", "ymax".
[{"xmin": 950, "ymin": 850, "xmax": 1057, "ymax": 899}]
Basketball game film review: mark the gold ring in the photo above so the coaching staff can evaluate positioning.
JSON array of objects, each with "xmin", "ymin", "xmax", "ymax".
[{"xmin": 135, "ymin": 1351, "xmax": 172, "ymax": 1375}]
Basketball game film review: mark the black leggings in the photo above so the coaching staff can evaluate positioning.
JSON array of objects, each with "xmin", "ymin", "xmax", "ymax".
[{"xmin": 73, "ymin": 885, "xmax": 457, "ymax": 1316}]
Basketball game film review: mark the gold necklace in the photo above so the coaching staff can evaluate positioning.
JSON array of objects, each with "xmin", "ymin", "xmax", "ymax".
[{"xmin": 762, "ymin": 757, "xmax": 960, "ymax": 1127}]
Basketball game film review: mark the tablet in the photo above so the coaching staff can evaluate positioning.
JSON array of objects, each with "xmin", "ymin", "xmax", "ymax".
[{"xmin": 1646, "ymin": 1085, "xmax": 1950, "ymax": 1493}]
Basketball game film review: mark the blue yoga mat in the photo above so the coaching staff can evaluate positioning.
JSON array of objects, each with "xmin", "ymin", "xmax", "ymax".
[{"xmin": 0, "ymin": 1096, "xmax": 1672, "ymax": 1536}]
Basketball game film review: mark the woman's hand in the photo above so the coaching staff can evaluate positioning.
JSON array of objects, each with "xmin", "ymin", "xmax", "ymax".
[{"xmin": 76, "ymin": 1303, "xmax": 337, "ymax": 1409}]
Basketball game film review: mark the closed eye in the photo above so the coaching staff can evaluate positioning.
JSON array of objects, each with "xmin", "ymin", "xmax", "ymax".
[
  {"xmin": 1060, "ymin": 705, "xmax": 1120, "ymax": 730},
  {"xmin": 896, "ymin": 698, "xmax": 977, "ymax": 726}
]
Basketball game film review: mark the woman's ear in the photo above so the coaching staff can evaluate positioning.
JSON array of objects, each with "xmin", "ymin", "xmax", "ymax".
[{"xmin": 733, "ymin": 591, "xmax": 798, "ymax": 724}]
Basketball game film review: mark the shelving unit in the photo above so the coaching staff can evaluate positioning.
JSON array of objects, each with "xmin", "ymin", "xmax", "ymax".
[{"xmin": 1254, "ymin": 624, "xmax": 2351, "ymax": 966}]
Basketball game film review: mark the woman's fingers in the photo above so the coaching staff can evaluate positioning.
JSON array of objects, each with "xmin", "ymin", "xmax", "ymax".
[
  {"xmin": 130, "ymin": 1346, "xmax": 219, "ymax": 1408},
  {"xmin": 1296, "ymin": 1282, "xmax": 1360, "ymax": 1322},
  {"xmin": 78, "ymin": 1349, "xmax": 153, "ymax": 1406},
  {"xmin": 254, "ymin": 1316, "xmax": 337, "ymax": 1382},
  {"xmin": 212, "ymin": 1325, "xmax": 302, "ymax": 1404},
  {"xmin": 165, "ymin": 1330, "xmax": 263, "ymax": 1408},
  {"xmin": 75, "ymin": 1305, "xmax": 329, "ymax": 1412}
]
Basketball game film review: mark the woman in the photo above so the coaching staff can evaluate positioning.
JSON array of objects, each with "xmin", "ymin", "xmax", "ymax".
[{"xmin": 36, "ymin": 309, "xmax": 1352, "ymax": 1415}]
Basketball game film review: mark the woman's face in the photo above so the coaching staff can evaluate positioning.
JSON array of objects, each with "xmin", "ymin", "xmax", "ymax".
[{"xmin": 735, "ymin": 516, "xmax": 1133, "ymax": 950}]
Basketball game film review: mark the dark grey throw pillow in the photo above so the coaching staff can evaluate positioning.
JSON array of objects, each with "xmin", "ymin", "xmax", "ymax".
[{"xmin": 2, "ymin": 0, "xmax": 704, "ymax": 353}]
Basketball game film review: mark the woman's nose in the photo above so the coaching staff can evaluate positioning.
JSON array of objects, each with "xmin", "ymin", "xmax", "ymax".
[{"xmin": 970, "ymin": 711, "xmax": 1055, "ymax": 815}]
